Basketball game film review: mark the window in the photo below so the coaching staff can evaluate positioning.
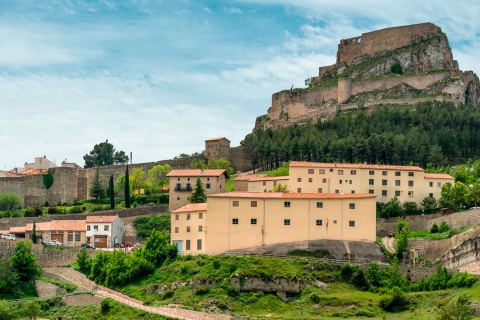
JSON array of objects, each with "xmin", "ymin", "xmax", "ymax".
[
  {"xmin": 175, "ymin": 214, "xmax": 179, "ymax": 220},
  {"xmin": 322, "ymin": 178, "xmax": 327, "ymax": 183},
  {"xmin": 395, "ymin": 172, "xmax": 401, "ymax": 176},
  {"xmin": 335, "ymin": 190, "xmax": 339, "ymax": 194},
  {"xmin": 207, "ymin": 177, "xmax": 210, "ymax": 181},
  {"xmin": 349, "ymin": 221, "xmax": 355, "ymax": 227},
  {"xmin": 67, "ymin": 232, "xmax": 73, "ymax": 241},
  {"xmin": 308, "ymin": 169, "xmax": 314, "ymax": 174},
  {"xmin": 369, "ymin": 190, "xmax": 374, "ymax": 194},
  {"xmin": 382, "ymin": 171, "xmax": 387, "ymax": 176},
  {"xmin": 186, "ymin": 183, "xmax": 191, "ymax": 191},
  {"xmin": 251, "ymin": 201, "xmax": 257, "ymax": 207},
  {"xmin": 408, "ymin": 172, "xmax": 414, "ymax": 177},
  {"xmin": 199, "ymin": 212, "xmax": 203, "ymax": 219},
  {"xmin": 284, "ymin": 201, "xmax": 290, "ymax": 207},
  {"xmin": 339, "ymin": 180, "xmax": 343, "ymax": 184},
  {"xmin": 187, "ymin": 213, "xmax": 191, "ymax": 220},
  {"xmin": 308, "ymin": 178, "xmax": 313, "ymax": 183},
  {"xmin": 75, "ymin": 232, "xmax": 81, "ymax": 242},
  {"xmin": 175, "ymin": 227, "xmax": 179, "ymax": 233},
  {"xmin": 329, "ymin": 169, "xmax": 334, "ymax": 172},
  {"xmin": 349, "ymin": 180, "xmax": 352, "ymax": 184},
  {"xmin": 187, "ymin": 226, "xmax": 190, "ymax": 232},
  {"xmin": 408, "ymin": 181, "xmax": 414, "ymax": 187},
  {"xmin": 429, "ymin": 193, "xmax": 433, "ymax": 197},
  {"xmin": 186, "ymin": 240, "xmax": 191, "ymax": 250},
  {"xmin": 395, "ymin": 191, "xmax": 401, "ymax": 196},
  {"xmin": 233, "ymin": 201, "xmax": 239, "ymax": 207},
  {"xmin": 319, "ymin": 169, "xmax": 325, "ymax": 174},
  {"xmin": 297, "ymin": 188, "xmax": 302, "ymax": 193},
  {"xmin": 318, "ymin": 188, "xmax": 323, "ymax": 193},
  {"xmin": 382, "ymin": 190, "xmax": 387, "ymax": 196},
  {"xmin": 198, "ymin": 226, "xmax": 203, "ymax": 232},
  {"xmin": 263, "ymin": 181, "xmax": 266, "ymax": 186},
  {"xmin": 369, "ymin": 179, "xmax": 374, "ymax": 185},
  {"xmin": 437, "ymin": 182, "xmax": 441, "ymax": 187},
  {"xmin": 408, "ymin": 191, "xmax": 414, "ymax": 198},
  {"xmin": 87, "ymin": 225, "xmax": 91, "ymax": 231},
  {"xmin": 429, "ymin": 182, "xmax": 433, "ymax": 187},
  {"xmin": 94, "ymin": 225, "xmax": 98, "ymax": 231},
  {"xmin": 382, "ymin": 180, "xmax": 387, "ymax": 186},
  {"xmin": 206, "ymin": 183, "xmax": 211, "ymax": 189},
  {"xmin": 351, "ymin": 190, "xmax": 355, "ymax": 194},
  {"xmin": 349, "ymin": 203, "xmax": 355, "ymax": 209},
  {"xmin": 333, "ymin": 220, "xmax": 337, "ymax": 224},
  {"xmin": 178, "ymin": 178, "xmax": 180, "ymax": 181},
  {"xmin": 176, "ymin": 183, "xmax": 181, "ymax": 190},
  {"xmin": 316, "ymin": 220, "xmax": 323, "ymax": 226},
  {"xmin": 104, "ymin": 225, "xmax": 109, "ymax": 231},
  {"xmin": 297, "ymin": 178, "xmax": 302, "ymax": 182},
  {"xmin": 232, "ymin": 218, "xmax": 238, "ymax": 224},
  {"xmin": 251, "ymin": 218, "xmax": 257, "ymax": 225},
  {"xmin": 188, "ymin": 178, "xmax": 190, "ymax": 181},
  {"xmin": 197, "ymin": 239, "xmax": 202, "ymax": 250},
  {"xmin": 316, "ymin": 202, "xmax": 323, "ymax": 208},
  {"xmin": 369, "ymin": 171, "xmax": 374, "ymax": 175},
  {"xmin": 351, "ymin": 170, "xmax": 356, "ymax": 175},
  {"xmin": 284, "ymin": 219, "xmax": 290, "ymax": 225},
  {"xmin": 338, "ymin": 170, "xmax": 344, "ymax": 175},
  {"xmin": 395, "ymin": 180, "xmax": 400, "ymax": 186}
]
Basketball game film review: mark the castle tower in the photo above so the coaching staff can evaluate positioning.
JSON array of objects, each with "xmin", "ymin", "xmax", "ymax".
[
  {"xmin": 337, "ymin": 78, "xmax": 352, "ymax": 104},
  {"xmin": 205, "ymin": 137, "xmax": 231, "ymax": 160}
]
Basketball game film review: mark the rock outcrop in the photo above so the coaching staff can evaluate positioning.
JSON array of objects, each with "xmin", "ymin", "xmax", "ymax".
[{"xmin": 257, "ymin": 22, "xmax": 480, "ymax": 131}]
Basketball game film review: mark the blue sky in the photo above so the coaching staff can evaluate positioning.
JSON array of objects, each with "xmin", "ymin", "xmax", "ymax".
[{"xmin": 1, "ymin": 0, "xmax": 479, "ymax": 169}]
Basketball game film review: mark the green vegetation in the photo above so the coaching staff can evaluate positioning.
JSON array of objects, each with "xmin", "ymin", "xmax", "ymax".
[
  {"xmin": 146, "ymin": 164, "xmax": 171, "ymax": 195},
  {"xmin": 39, "ymin": 275, "xmax": 77, "ymax": 292},
  {"xmin": 395, "ymin": 220, "xmax": 409, "ymax": 259},
  {"xmin": 0, "ymin": 192, "xmax": 22, "ymax": 211},
  {"xmin": 266, "ymin": 161, "xmax": 289, "ymax": 177},
  {"xmin": 188, "ymin": 177, "xmax": 207, "ymax": 203},
  {"xmin": 125, "ymin": 165, "xmax": 131, "ymax": 208},
  {"xmin": 83, "ymin": 139, "xmax": 129, "ymax": 168},
  {"xmin": 90, "ymin": 168, "xmax": 106, "ymax": 200},
  {"xmin": 408, "ymin": 225, "xmax": 472, "ymax": 240},
  {"xmin": 133, "ymin": 214, "xmax": 170, "ymax": 238},
  {"xmin": 226, "ymin": 177, "xmax": 234, "ymax": 192},
  {"xmin": 42, "ymin": 168, "xmax": 55, "ymax": 202},
  {"xmin": 191, "ymin": 158, "xmax": 234, "ymax": 176}
]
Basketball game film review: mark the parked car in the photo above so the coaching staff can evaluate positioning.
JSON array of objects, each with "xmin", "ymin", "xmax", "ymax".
[
  {"xmin": 48, "ymin": 240, "xmax": 62, "ymax": 246},
  {"xmin": 115, "ymin": 242, "xmax": 132, "ymax": 248},
  {"xmin": 40, "ymin": 240, "xmax": 47, "ymax": 246},
  {"xmin": 1, "ymin": 234, "xmax": 16, "ymax": 240},
  {"xmin": 81, "ymin": 243, "xmax": 95, "ymax": 249}
]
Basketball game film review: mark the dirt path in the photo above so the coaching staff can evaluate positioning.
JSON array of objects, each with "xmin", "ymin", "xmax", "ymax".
[
  {"xmin": 45, "ymin": 267, "xmax": 234, "ymax": 320},
  {"xmin": 381, "ymin": 237, "xmax": 396, "ymax": 253}
]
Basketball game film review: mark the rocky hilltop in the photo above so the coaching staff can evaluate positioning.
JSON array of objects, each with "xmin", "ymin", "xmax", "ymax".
[{"xmin": 256, "ymin": 23, "xmax": 480, "ymax": 131}]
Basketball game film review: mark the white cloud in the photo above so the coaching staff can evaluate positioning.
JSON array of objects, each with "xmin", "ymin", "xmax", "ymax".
[{"xmin": 223, "ymin": 6, "xmax": 242, "ymax": 14}]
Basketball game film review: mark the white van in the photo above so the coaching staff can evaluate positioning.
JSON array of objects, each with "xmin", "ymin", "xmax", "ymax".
[{"xmin": 1, "ymin": 234, "xmax": 16, "ymax": 240}]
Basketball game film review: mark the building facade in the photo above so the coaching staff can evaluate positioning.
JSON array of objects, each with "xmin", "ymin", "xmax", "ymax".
[
  {"xmin": 85, "ymin": 215, "xmax": 124, "ymax": 248},
  {"xmin": 247, "ymin": 176, "xmax": 289, "ymax": 192},
  {"xmin": 288, "ymin": 161, "xmax": 454, "ymax": 207},
  {"xmin": 205, "ymin": 137, "xmax": 231, "ymax": 161},
  {"xmin": 171, "ymin": 203, "xmax": 207, "ymax": 254},
  {"xmin": 166, "ymin": 169, "xmax": 228, "ymax": 212}
]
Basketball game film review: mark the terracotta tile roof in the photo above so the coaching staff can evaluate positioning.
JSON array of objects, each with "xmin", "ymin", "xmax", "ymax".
[
  {"xmin": 424, "ymin": 173, "xmax": 454, "ymax": 179},
  {"xmin": 167, "ymin": 169, "xmax": 227, "ymax": 177},
  {"xmin": 205, "ymin": 137, "xmax": 230, "ymax": 142},
  {"xmin": 172, "ymin": 203, "xmax": 208, "ymax": 213},
  {"xmin": 9, "ymin": 226, "xmax": 26, "ymax": 233},
  {"xmin": 0, "ymin": 230, "xmax": 10, "ymax": 234},
  {"xmin": 25, "ymin": 222, "xmax": 52, "ymax": 232},
  {"xmin": 51, "ymin": 220, "xmax": 85, "ymax": 231},
  {"xmin": 290, "ymin": 161, "xmax": 424, "ymax": 172},
  {"xmin": 234, "ymin": 173, "xmax": 267, "ymax": 181},
  {"xmin": 86, "ymin": 215, "xmax": 119, "ymax": 223},
  {"xmin": 208, "ymin": 192, "xmax": 376, "ymax": 199},
  {"xmin": 247, "ymin": 176, "xmax": 289, "ymax": 182},
  {"xmin": 16, "ymin": 168, "xmax": 48, "ymax": 175}
]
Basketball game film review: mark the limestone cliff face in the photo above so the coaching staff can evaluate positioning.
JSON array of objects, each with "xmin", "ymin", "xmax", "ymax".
[{"xmin": 257, "ymin": 23, "xmax": 480, "ymax": 131}]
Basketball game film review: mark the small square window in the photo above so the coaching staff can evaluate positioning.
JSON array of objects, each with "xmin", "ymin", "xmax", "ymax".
[
  {"xmin": 319, "ymin": 169, "xmax": 325, "ymax": 174},
  {"xmin": 198, "ymin": 226, "xmax": 202, "ymax": 232},
  {"xmin": 316, "ymin": 202, "xmax": 323, "ymax": 208},
  {"xmin": 395, "ymin": 172, "xmax": 401, "ymax": 176},
  {"xmin": 251, "ymin": 201, "xmax": 257, "ymax": 207},
  {"xmin": 104, "ymin": 225, "xmax": 109, "ymax": 231},
  {"xmin": 322, "ymin": 178, "xmax": 327, "ymax": 183},
  {"xmin": 395, "ymin": 191, "xmax": 401, "ymax": 196},
  {"xmin": 349, "ymin": 203, "xmax": 355, "ymax": 209},
  {"xmin": 437, "ymin": 182, "xmax": 441, "ymax": 187},
  {"xmin": 329, "ymin": 169, "xmax": 334, "ymax": 172},
  {"xmin": 175, "ymin": 214, "xmax": 179, "ymax": 220},
  {"xmin": 308, "ymin": 169, "xmax": 314, "ymax": 174},
  {"xmin": 395, "ymin": 180, "xmax": 400, "ymax": 186},
  {"xmin": 369, "ymin": 190, "xmax": 374, "ymax": 194},
  {"xmin": 297, "ymin": 178, "xmax": 302, "ymax": 182},
  {"xmin": 186, "ymin": 240, "xmax": 190, "ymax": 250},
  {"xmin": 382, "ymin": 180, "xmax": 387, "ymax": 186},
  {"xmin": 187, "ymin": 214, "xmax": 191, "ymax": 220},
  {"xmin": 333, "ymin": 220, "xmax": 337, "ymax": 224},
  {"xmin": 207, "ymin": 177, "xmax": 210, "ymax": 181},
  {"xmin": 263, "ymin": 181, "xmax": 266, "ymax": 186},
  {"xmin": 429, "ymin": 193, "xmax": 433, "ymax": 197},
  {"xmin": 206, "ymin": 183, "xmax": 211, "ymax": 189},
  {"xmin": 251, "ymin": 218, "xmax": 257, "ymax": 225},
  {"xmin": 308, "ymin": 178, "xmax": 313, "ymax": 182},
  {"xmin": 199, "ymin": 212, "xmax": 203, "ymax": 219},
  {"xmin": 338, "ymin": 170, "xmax": 344, "ymax": 175},
  {"xmin": 233, "ymin": 201, "xmax": 239, "ymax": 207},
  {"xmin": 232, "ymin": 218, "xmax": 238, "ymax": 224},
  {"xmin": 369, "ymin": 179, "xmax": 374, "ymax": 185},
  {"xmin": 369, "ymin": 171, "xmax": 374, "ymax": 175},
  {"xmin": 408, "ymin": 191, "xmax": 414, "ymax": 198},
  {"xmin": 297, "ymin": 187, "xmax": 302, "ymax": 193},
  {"xmin": 284, "ymin": 219, "xmax": 290, "ymax": 225},
  {"xmin": 197, "ymin": 239, "xmax": 202, "ymax": 250},
  {"xmin": 335, "ymin": 190, "xmax": 339, "ymax": 194},
  {"xmin": 339, "ymin": 180, "xmax": 343, "ymax": 184},
  {"xmin": 316, "ymin": 220, "xmax": 323, "ymax": 226},
  {"xmin": 351, "ymin": 170, "xmax": 356, "ymax": 175},
  {"xmin": 349, "ymin": 180, "xmax": 352, "ymax": 184},
  {"xmin": 382, "ymin": 190, "xmax": 387, "ymax": 196},
  {"xmin": 429, "ymin": 182, "xmax": 433, "ymax": 187},
  {"xmin": 349, "ymin": 221, "xmax": 355, "ymax": 227},
  {"xmin": 318, "ymin": 188, "xmax": 323, "ymax": 193},
  {"xmin": 351, "ymin": 190, "xmax": 355, "ymax": 194},
  {"xmin": 187, "ymin": 226, "xmax": 190, "ymax": 232},
  {"xmin": 284, "ymin": 201, "xmax": 290, "ymax": 208},
  {"xmin": 382, "ymin": 171, "xmax": 387, "ymax": 176},
  {"xmin": 408, "ymin": 172, "xmax": 414, "ymax": 177},
  {"xmin": 408, "ymin": 181, "xmax": 414, "ymax": 187},
  {"xmin": 175, "ymin": 227, "xmax": 178, "ymax": 233}
]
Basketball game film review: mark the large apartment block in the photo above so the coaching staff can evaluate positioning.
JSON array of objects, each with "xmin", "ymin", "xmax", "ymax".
[
  {"xmin": 288, "ymin": 161, "xmax": 454, "ymax": 206},
  {"xmin": 167, "ymin": 169, "xmax": 228, "ymax": 212},
  {"xmin": 171, "ymin": 192, "xmax": 376, "ymax": 255}
]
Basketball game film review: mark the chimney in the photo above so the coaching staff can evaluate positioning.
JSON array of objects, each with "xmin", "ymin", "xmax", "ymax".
[{"xmin": 201, "ymin": 169, "xmax": 204, "ymax": 175}]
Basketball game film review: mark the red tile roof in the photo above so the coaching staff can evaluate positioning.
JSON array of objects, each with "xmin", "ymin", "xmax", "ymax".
[
  {"xmin": 86, "ymin": 215, "xmax": 119, "ymax": 223},
  {"xmin": 25, "ymin": 222, "xmax": 52, "ymax": 232},
  {"xmin": 9, "ymin": 226, "xmax": 26, "ymax": 233},
  {"xmin": 16, "ymin": 168, "xmax": 48, "ymax": 175},
  {"xmin": 51, "ymin": 220, "xmax": 85, "ymax": 231},
  {"xmin": 208, "ymin": 192, "xmax": 376, "ymax": 199},
  {"xmin": 290, "ymin": 161, "xmax": 424, "ymax": 172},
  {"xmin": 247, "ymin": 176, "xmax": 289, "ymax": 182},
  {"xmin": 172, "ymin": 203, "xmax": 207, "ymax": 213},
  {"xmin": 205, "ymin": 137, "xmax": 230, "ymax": 142},
  {"xmin": 167, "ymin": 169, "xmax": 227, "ymax": 177},
  {"xmin": 234, "ymin": 173, "xmax": 267, "ymax": 181},
  {"xmin": 424, "ymin": 173, "xmax": 454, "ymax": 180}
]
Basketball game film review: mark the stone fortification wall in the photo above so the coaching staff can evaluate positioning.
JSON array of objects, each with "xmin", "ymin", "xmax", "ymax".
[
  {"xmin": 337, "ymin": 23, "xmax": 441, "ymax": 66},
  {"xmin": 339, "ymin": 96, "xmax": 446, "ymax": 112},
  {"xmin": 229, "ymin": 146, "xmax": 252, "ymax": 172}
]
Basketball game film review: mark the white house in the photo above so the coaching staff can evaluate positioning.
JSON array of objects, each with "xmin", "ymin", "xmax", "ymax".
[{"xmin": 85, "ymin": 215, "xmax": 124, "ymax": 248}]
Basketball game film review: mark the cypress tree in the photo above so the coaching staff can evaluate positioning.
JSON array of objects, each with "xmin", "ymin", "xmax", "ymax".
[
  {"xmin": 125, "ymin": 165, "xmax": 131, "ymax": 208},
  {"xmin": 188, "ymin": 177, "xmax": 207, "ymax": 203},
  {"xmin": 109, "ymin": 174, "xmax": 115, "ymax": 209},
  {"xmin": 90, "ymin": 168, "xmax": 106, "ymax": 200},
  {"xmin": 32, "ymin": 221, "xmax": 37, "ymax": 244}
]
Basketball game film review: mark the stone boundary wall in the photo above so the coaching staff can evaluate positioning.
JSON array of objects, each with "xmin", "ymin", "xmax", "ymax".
[
  {"xmin": 0, "ymin": 205, "xmax": 168, "ymax": 230},
  {"xmin": 339, "ymin": 96, "xmax": 445, "ymax": 112},
  {"xmin": 229, "ymin": 146, "xmax": 253, "ymax": 172},
  {"xmin": 439, "ymin": 237, "xmax": 480, "ymax": 270}
]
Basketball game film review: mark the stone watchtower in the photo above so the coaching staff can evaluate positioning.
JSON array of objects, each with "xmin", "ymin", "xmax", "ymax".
[{"xmin": 205, "ymin": 137, "xmax": 231, "ymax": 161}]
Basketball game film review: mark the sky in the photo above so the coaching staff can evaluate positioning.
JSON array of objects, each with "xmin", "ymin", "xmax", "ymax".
[{"xmin": 1, "ymin": 0, "xmax": 480, "ymax": 170}]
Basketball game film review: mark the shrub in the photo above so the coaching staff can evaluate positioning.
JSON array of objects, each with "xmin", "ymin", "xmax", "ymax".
[
  {"xmin": 48, "ymin": 206, "xmax": 57, "ymax": 214},
  {"xmin": 310, "ymin": 292, "xmax": 320, "ymax": 303},
  {"xmin": 224, "ymin": 284, "xmax": 240, "ymax": 297},
  {"xmin": 439, "ymin": 221, "xmax": 450, "ymax": 233},
  {"xmin": 390, "ymin": 62, "xmax": 403, "ymax": 75},
  {"xmin": 0, "ymin": 193, "xmax": 23, "ymax": 211},
  {"xmin": 194, "ymin": 285, "xmax": 210, "ymax": 295},
  {"xmin": 70, "ymin": 206, "xmax": 84, "ymax": 214},
  {"xmin": 379, "ymin": 286, "xmax": 409, "ymax": 312},
  {"xmin": 430, "ymin": 223, "xmax": 439, "ymax": 234},
  {"xmin": 447, "ymin": 272, "xmax": 477, "ymax": 288},
  {"xmin": 24, "ymin": 206, "xmax": 36, "ymax": 217},
  {"xmin": 100, "ymin": 299, "xmax": 111, "ymax": 313},
  {"xmin": 437, "ymin": 294, "xmax": 475, "ymax": 320}
]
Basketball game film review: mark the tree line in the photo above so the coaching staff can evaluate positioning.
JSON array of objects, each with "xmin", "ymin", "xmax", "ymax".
[{"xmin": 242, "ymin": 102, "xmax": 480, "ymax": 170}]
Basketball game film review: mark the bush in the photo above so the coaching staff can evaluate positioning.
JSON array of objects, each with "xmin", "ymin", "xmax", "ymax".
[
  {"xmin": 0, "ymin": 193, "xmax": 23, "ymax": 211},
  {"xmin": 310, "ymin": 292, "xmax": 320, "ymax": 303},
  {"xmin": 390, "ymin": 62, "xmax": 403, "ymax": 75},
  {"xmin": 24, "ymin": 206, "xmax": 37, "ymax": 217},
  {"xmin": 100, "ymin": 299, "xmax": 111, "ymax": 313},
  {"xmin": 437, "ymin": 294, "xmax": 475, "ymax": 320},
  {"xmin": 194, "ymin": 285, "xmax": 210, "ymax": 295},
  {"xmin": 379, "ymin": 286, "xmax": 409, "ymax": 312},
  {"xmin": 430, "ymin": 223, "xmax": 439, "ymax": 234},
  {"xmin": 48, "ymin": 206, "xmax": 57, "ymax": 214},
  {"xmin": 70, "ymin": 206, "xmax": 84, "ymax": 214},
  {"xmin": 439, "ymin": 221, "xmax": 450, "ymax": 233}
]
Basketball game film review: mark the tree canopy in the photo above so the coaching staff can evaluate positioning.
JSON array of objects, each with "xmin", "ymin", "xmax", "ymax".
[
  {"xmin": 146, "ymin": 164, "xmax": 171, "ymax": 194},
  {"xmin": 10, "ymin": 241, "xmax": 40, "ymax": 282},
  {"xmin": 188, "ymin": 177, "xmax": 207, "ymax": 203},
  {"xmin": 192, "ymin": 158, "xmax": 234, "ymax": 176},
  {"xmin": 83, "ymin": 140, "xmax": 129, "ymax": 168}
]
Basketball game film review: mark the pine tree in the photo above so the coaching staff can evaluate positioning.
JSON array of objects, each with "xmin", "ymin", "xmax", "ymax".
[
  {"xmin": 125, "ymin": 165, "xmax": 131, "ymax": 208},
  {"xmin": 188, "ymin": 177, "xmax": 207, "ymax": 203},
  {"xmin": 109, "ymin": 174, "xmax": 115, "ymax": 209},
  {"xmin": 32, "ymin": 221, "xmax": 37, "ymax": 244},
  {"xmin": 90, "ymin": 168, "xmax": 106, "ymax": 200}
]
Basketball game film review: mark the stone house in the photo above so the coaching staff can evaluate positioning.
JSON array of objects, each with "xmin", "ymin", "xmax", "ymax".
[{"xmin": 24, "ymin": 220, "xmax": 86, "ymax": 247}]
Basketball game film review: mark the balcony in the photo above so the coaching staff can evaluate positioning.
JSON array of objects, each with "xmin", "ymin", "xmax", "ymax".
[{"xmin": 174, "ymin": 186, "xmax": 192, "ymax": 192}]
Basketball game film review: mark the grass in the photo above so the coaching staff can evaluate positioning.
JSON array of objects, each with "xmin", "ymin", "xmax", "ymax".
[
  {"xmin": 39, "ymin": 275, "xmax": 77, "ymax": 292},
  {"xmin": 408, "ymin": 225, "xmax": 473, "ymax": 240}
]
